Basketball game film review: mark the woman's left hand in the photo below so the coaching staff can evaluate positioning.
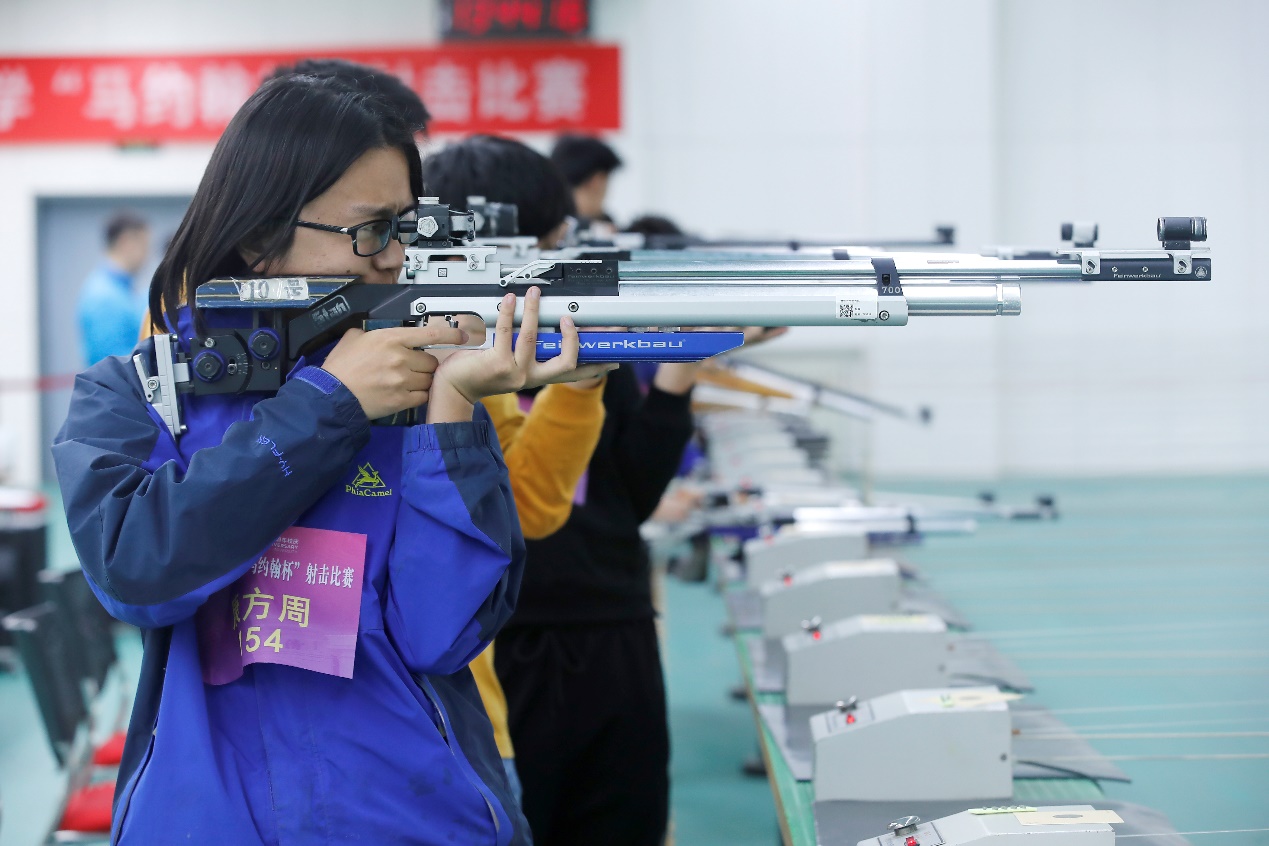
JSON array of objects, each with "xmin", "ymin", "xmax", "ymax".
[{"xmin": 427, "ymin": 287, "xmax": 616, "ymax": 422}]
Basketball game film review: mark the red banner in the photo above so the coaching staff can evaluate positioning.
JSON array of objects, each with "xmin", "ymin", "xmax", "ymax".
[{"xmin": 0, "ymin": 43, "xmax": 620, "ymax": 144}]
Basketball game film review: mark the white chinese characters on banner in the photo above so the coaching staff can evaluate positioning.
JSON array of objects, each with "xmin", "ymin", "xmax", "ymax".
[
  {"xmin": 0, "ymin": 67, "xmax": 34, "ymax": 131},
  {"xmin": 1, "ymin": 46, "xmax": 614, "ymax": 141},
  {"xmin": 199, "ymin": 63, "xmax": 256, "ymax": 126},
  {"xmin": 420, "ymin": 60, "xmax": 474, "ymax": 124},
  {"xmin": 50, "ymin": 67, "xmax": 84, "ymax": 96},
  {"xmin": 395, "ymin": 57, "xmax": 591, "ymax": 127},
  {"xmin": 140, "ymin": 63, "xmax": 197, "ymax": 128},
  {"xmin": 478, "ymin": 60, "xmax": 532, "ymax": 122},
  {"xmin": 82, "ymin": 65, "xmax": 137, "ymax": 129},
  {"xmin": 533, "ymin": 57, "xmax": 587, "ymax": 122}
]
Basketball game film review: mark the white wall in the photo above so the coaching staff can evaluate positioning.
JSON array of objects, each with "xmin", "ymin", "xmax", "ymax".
[
  {"xmin": 1, "ymin": 0, "xmax": 1264, "ymax": 484},
  {"xmin": 595, "ymin": 0, "xmax": 1009, "ymax": 478},
  {"xmin": 992, "ymin": 0, "xmax": 1269, "ymax": 476},
  {"xmin": 595, "ymin": 0, "xmax": 1268, "ymax": 479}
]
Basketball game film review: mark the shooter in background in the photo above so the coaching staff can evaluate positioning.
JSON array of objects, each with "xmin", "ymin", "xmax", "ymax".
[
  {"xmin": 495, "ymin": 350, "xmax": 701, "ymax": 846},
  {"xmin": 427, "ymin": 134, "xmax": 693, "ymax": 845},
  {"xmin": 430, "ymin": 134, "xmax": 578, "ymax": 249},
  {"xmin": 423, "ymin": 134, "xmax": 611, "ymax": 806},
  {"xmin": 427, "ymin": 135, "xmax": 790, "ymax": 844},
  {"xmin": 78, "ymin": 210, "xmax": 150, "ymax": 366},
  {"xmin": 549, "ymin": 134, "xmax": 622, "ymax": 233},
  {"xmin": 624, "ymin": 214, "xmax": 683, "ymax": 237}
]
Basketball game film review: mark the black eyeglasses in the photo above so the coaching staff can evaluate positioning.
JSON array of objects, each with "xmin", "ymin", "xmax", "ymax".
[{"xmin": 295, "ymin": 210, "xmax": 419, "ymax": 257}]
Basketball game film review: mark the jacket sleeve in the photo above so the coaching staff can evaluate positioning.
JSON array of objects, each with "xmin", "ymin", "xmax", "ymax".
[
  {"xmin": 501, "ymin": 382, "xmax": 606, "ymax": 540},
  {"xmin": 384, "ymin": 408, "xmax": 526, "ymax": 676},
  {"xmin": 610, "ymin": 381, "xmax": 696, "ymax": 523},
  {"xmin": 52, "ymin": 354, "xmax": 371, "ymax": 628}
]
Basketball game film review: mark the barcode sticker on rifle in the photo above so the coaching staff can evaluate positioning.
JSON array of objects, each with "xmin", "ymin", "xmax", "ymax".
[{"xmin": 836, "ymin": 290, "xmax": 879, "ymax": 321}]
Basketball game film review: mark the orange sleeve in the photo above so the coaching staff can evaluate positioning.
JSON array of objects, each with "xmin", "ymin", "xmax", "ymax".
[
  {"xmin": 493, "ymin": 380, "xmax": 606, "ymax": 540},
  {"xmin": 469, "ymin": 644, "xmax": 514, "ymax": 758},
  {"xmin": 481, "ymin": 392, "xmax": 529, "ymax": 458}
]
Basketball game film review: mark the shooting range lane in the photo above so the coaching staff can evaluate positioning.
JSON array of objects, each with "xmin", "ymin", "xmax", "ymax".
[
  {"xmin": 900, "ymin": 476, "xmax": 1269, "ymax": 835},
  {"xmin": 679, "ymin": 474, "xmax": 1269, "ymax": 845}
]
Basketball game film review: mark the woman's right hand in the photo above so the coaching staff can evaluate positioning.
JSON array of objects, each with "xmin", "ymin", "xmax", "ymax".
[{"xmin": 321, "ymin": 324, "xmax": 468, "ymax": 420}]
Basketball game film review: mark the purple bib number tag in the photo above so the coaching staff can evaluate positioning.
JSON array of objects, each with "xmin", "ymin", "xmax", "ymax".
[{"xmin": 197, "ymin": 526, "xmax": 367, "ymax": 685}]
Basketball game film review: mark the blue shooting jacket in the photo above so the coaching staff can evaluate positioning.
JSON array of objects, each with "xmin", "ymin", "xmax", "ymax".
[{"xmin": 52, "ymin": 307, "xmax": 529, "ymax": 845}]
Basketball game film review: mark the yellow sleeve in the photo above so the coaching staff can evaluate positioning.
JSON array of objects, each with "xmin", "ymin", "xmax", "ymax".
[
  {"xmin": 481, "ymin": 392, "xmax": 529, "ymax": 458},
  {"xmin": 469, "ymin": 644, "xmax": 514, "ymax": 759},
  {"xmin": 499, "ymin": 380, "xmax": 606, "ymax": 540}
]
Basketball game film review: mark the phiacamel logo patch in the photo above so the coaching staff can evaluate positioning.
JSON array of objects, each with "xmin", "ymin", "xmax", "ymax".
[{"xmin": 346, "ymin": 463, "xmax": 392, "ymax": 497}]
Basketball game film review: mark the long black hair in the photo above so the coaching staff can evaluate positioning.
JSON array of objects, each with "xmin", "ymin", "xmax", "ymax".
[
  {"xmin": 421, "ymin": 135, "xmax": 575, "ymax": 241},
  {"xmin": 265, "ymin": 58, "xmax": 431, "ymax": 134},
  {"xmin": 150, "ymin": 73, "xmax": 422, "ymax": 332}
]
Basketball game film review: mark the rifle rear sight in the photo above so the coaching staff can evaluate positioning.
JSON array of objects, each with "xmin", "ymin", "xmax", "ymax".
[
  {"xmin": 394, "ymin": 197, "xmax": 509, "ymax": 248},
  {"xmin": 1157, "ymin": 216, "xmax": 1206, "ymax": 250}
]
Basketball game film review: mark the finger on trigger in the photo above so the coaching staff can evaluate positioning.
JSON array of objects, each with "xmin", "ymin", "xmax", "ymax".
[{"xmin": 397, "ymin": 324, "xmax": 467, "ymax": 349}]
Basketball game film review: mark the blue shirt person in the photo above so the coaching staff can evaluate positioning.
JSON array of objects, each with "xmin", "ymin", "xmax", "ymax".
[{"xmin": 77, "ymin": 211, "xmax": 150, "ymax": 366}]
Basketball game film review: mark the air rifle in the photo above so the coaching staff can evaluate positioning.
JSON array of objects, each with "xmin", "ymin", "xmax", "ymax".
[
  {"xmin": 134, "ymin": 199, "xmax": 1208, "ymax": 438},
  {"xmin": 696, "ymin": 361, "xmax": 932, "ymax": 425}
]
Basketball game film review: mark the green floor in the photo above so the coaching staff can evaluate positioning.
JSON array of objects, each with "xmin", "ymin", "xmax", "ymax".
[
  {"xmin": 663, "ymin": 476, "xmax": 1269, "ymax": 844},
  {"xmin": 3, "ymin": 477, "xmax": 1267, "ymax": 844},
  {"xmin": 663, "ymin": 578, "xmax": 781, "ymax": 845}
]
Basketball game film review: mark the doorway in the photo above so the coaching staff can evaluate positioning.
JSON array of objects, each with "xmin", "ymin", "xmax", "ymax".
[{"xmin": 36, "ymin": 196, "xmax": 192, "ymax": 482}]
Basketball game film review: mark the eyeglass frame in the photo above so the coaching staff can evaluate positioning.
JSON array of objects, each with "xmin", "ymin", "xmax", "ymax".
[{"xmin": 294, "ymin": 210, "xmax": 419, "ymax": 257}]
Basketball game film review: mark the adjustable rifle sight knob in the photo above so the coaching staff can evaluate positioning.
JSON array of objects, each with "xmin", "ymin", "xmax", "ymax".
[
  {"xmin": 249, "ymin": 328, "xmax": 280, "ymax": 361},
  {"xmin": 193, "ymin": 350, "xmax": 226, "ymax": 383}
]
